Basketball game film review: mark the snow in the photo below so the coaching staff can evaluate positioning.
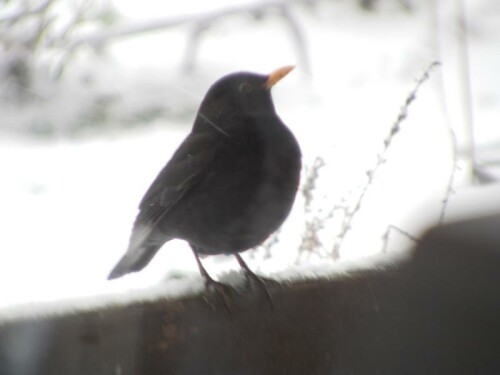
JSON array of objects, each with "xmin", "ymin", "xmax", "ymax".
[
  {"xmin": 0, "ymin": 247, "xmax": 407, "ymax": 325},
  {"xmin": 0, "ymin": 0, "xmax": 499, "ymax": 320}
]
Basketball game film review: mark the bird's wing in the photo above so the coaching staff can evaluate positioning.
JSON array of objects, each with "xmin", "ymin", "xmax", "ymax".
[{"xmin": 135, "ymin": 131, "xmax": 220, "ymax": 227}]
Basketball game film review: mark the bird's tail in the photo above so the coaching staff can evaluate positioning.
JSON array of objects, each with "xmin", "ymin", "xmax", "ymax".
[
  {"xmin": 107, "ymin": 244, "xmax": 160, "ymax": 280},
  {"xmin": 108, "ymin": 225, "xmax": 170, "ymax": 280}
]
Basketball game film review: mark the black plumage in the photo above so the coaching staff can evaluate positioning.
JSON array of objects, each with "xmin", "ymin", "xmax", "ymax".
[{"xmin": 108, "ymin": 66, "xmax": 301, "ymax": 284}]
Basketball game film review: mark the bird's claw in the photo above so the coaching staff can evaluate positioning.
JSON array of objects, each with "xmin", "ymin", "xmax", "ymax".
[
  {"xmin": 242, "ymin": 269, "xmax": 277, "ymax": 309},
  {"xmin": 202, "ymin": 275, "xmax": 234, "ymax": 314}
]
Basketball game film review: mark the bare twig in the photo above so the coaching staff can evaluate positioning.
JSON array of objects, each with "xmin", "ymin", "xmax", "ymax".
[
  {"xmin": 297, "ymin": 157, "xmax": 328, "ymax": 260},
  {"xmin": 439, "ymin": 124, "xmax": 459, "ymax": 224},
  {"xmin": 255, "ymin": 229, "xmax": 281, "ymax": 260},
  {"xmin": 331, "ymin": 61, "xmax": 441, "ymax": 257},
  {"xmin": 301, "ymin": 157, "xmax": 325, "ymax": 212},
  {"xmin": 381, "ymin": 224, "xmax": 419, "ymax": 253},
  {"xmin": 430, "ymin": 4, "xmax": 460, "ymax": 223},
  {"xmin": 295, "ymin": 156, "xmax": 344, "ymax": 262}
]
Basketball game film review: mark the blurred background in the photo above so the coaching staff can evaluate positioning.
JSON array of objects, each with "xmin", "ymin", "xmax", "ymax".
[{"xmin": 0, "ymin": 0, "xmax": 499, "ymax": 309}]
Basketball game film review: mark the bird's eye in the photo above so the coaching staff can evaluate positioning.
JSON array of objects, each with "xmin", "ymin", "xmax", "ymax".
[{"xmin": 238, "ymin": 82, "xmax": 252, "ymax": 94}]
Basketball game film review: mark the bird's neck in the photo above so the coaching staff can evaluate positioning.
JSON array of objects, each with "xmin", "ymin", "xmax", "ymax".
[{"xmin": 193, "ymin": 107, "xmax": 276, "ymax": 137}]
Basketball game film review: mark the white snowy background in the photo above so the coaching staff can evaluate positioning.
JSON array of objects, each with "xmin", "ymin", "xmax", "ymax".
[{"xmin": 0, "ymin": 0, "xmax": 499, "ymax": 319}]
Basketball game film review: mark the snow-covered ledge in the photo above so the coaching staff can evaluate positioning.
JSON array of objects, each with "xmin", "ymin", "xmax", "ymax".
[{"xmin": 1, "ymin": 206, "xmax": 500, "ymax": 373}]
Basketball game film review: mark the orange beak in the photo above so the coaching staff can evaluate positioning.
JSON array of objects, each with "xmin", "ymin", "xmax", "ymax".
[{"xmin": 265, "ymin": 65, "xmax": 294, "ymax": 89}]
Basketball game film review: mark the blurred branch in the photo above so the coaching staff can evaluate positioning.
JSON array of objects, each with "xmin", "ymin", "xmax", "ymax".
[
  {"xmin": 430, "ymin": 1, "xmax": 464, "ymax": 223},
  {"xmin": 70, "ymin": 0, "xmax": 310, "ymax": 75},
  {"xmin": 0, "ymin": 0, "xmax": 53, "ymax": 23},
  {"xmin": 431, "ymin": 0, "xmax": 475, "ymax": 183},
  {"xmin": 72, "ymin": 0, "xmax": 287, "ymax": 46},
  {"xmin": 439, "ymin": 120, "xmax": 459, "ymax": 224},
  {"xmin": 456, "ymin": 0, "xmax": 476, "ymax": 177},
  {"xmin": 358, "ymin": 0, "xmax": 414, "ymax": 12},
  {"xmin": 279, "ymin": 3, "xmax": 311, "ymax": 76},
  {"xmin": 0, "ymin": 0, "xmax": 118, "ymax": 100}
]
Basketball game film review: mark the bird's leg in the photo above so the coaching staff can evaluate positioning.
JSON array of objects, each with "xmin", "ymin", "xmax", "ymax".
[
  {"xmin": 191, "ymin": 246, "xmax": 233, "ymax": 313},
  {"xmin": 234, "ymin": 254, "xmax": 275, "ymax": 308}
]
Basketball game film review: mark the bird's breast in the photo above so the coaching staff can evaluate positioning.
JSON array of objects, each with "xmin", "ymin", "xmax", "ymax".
[{"xmin": 172, "ymin": 119, "xmax": 301, "ymax": 253}]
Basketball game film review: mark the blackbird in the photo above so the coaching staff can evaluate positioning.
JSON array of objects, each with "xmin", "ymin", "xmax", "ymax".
[{"xmin": 108, "ymin": 66, "xmax": 301, "ymax": 291}]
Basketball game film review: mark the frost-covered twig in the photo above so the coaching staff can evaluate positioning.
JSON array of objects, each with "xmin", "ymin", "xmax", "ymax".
[{"xmin": 331, "ymin": 61, "xmax": 441, "ymax": 256}]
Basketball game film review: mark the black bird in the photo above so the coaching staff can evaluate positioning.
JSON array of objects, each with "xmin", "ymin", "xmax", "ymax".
[{"xmin": 108, "ymin": 66, "xmax": 301, "ymax": 291}]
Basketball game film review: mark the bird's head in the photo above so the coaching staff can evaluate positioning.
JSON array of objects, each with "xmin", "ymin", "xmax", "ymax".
[{"xmin": 195, "ymin": 66, "xmax": 294, "ymax": 135}]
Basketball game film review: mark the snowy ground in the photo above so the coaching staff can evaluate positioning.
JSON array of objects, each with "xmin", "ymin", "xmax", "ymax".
[{"xmin": 0, "ymin": 0, "xmax": 499, "ymax": 318}]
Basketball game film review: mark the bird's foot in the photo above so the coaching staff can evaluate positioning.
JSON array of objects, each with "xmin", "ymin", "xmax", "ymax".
[
  {"xmin": 235, "ymin": 254, "xmax": 278, "ymax": 308},
  {"xmin": 192, "ymin": 246, "xmax": 234, "ymax": 313},
  {"xmin": 242, "ymin": 270, "xmax": 277, "ymax": 308},
  {"xmin": 201, "ymin": 270, "xmax": 234, "ymax": 314}
]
